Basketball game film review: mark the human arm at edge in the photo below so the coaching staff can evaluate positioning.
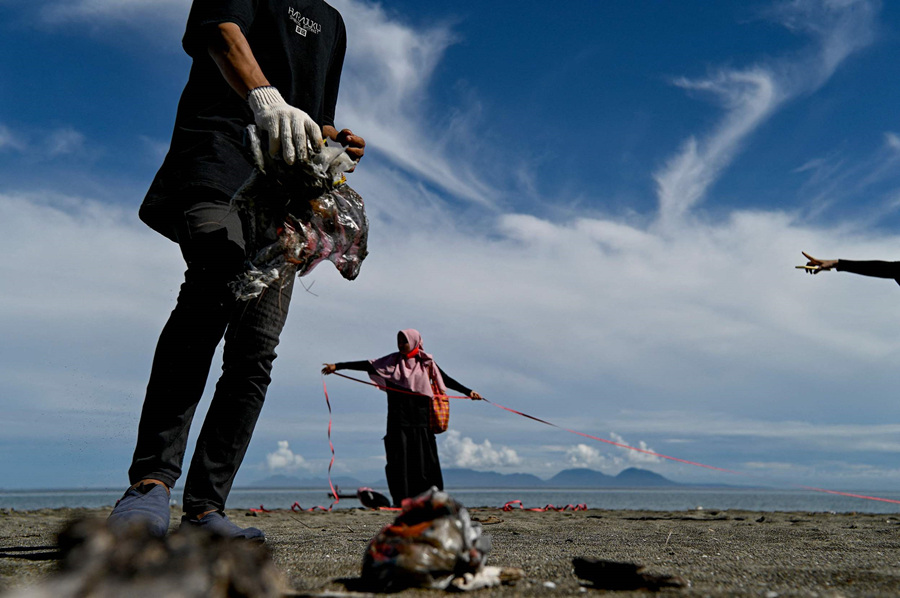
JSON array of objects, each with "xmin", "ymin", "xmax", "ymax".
[
  {"xmin": 804, "ymin": 251, "xmax": 900, "ymax": 281},
  {"xmin": 835, "ymin": 260, "xmax": 900, "ymax": 280}
]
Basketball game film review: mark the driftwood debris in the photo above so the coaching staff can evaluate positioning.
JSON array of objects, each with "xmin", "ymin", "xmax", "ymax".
[
  {"xmin": 572, "ymin": 557, "xmax": 687, "ymax": 591},
  {"xmin": 5, "ymin": 518, "xmax": 285, "ymax": 598}
]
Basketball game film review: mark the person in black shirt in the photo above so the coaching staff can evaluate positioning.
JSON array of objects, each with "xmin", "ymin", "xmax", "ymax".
[
  {"xmin": 322, "ymin": 330, "xmax": 483, "ymax": 507},
  {"xmin": 108, "ymin": 0, "xmax": 365, "ymax": 541},
  {"xmin": 801, "ymin": 251, "xmax": 900, "ymax": 283}
]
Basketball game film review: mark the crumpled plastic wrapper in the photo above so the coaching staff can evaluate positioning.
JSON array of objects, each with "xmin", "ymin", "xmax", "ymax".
[
  {"xmin": 230, "ymin": 125, "xmax": 368, "ymax": 301},
  {"xmin": 360, "ymin": 488, "xmax": 494, "ymax": 592}
]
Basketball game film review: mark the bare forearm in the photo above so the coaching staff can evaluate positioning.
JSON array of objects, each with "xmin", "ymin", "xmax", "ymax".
[{"xmin": 208, "ymin": 22, "xmax": 268, "ymax": 98}]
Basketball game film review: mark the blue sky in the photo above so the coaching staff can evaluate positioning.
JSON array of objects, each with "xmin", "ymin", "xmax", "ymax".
[{"xmin": 4, "ymin": 0, "xmax": 900, "ymax": 497}]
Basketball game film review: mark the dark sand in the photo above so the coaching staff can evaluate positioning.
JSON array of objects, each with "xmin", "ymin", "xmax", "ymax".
[{"xmin": 3, "ymin": 506, "xmax": 900, "ymax": 596}]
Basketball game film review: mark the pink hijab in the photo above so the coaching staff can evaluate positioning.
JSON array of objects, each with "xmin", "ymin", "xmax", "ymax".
[{"xmin": 369, "ymin": 329, "xmax": 447, "ymax": 398}]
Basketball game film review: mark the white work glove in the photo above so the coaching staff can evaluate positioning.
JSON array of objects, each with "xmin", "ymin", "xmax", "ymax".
[{"xmin": 247, "ymin": 86, "xmax": 322, "ymax": 165}]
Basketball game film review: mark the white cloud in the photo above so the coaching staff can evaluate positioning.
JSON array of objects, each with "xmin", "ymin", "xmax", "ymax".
[
  {"xmin": 656, "ymin": 0, "xmax": 877, "ymax": 229},
  {"xmin": 3, "ymin": 0, "xmax": 899, "ymax": 492},
  {"xmin": 0, "ymin": 192, "xmax": 181, "ymax": 320},
  {"xmin": 6, "ymin": 114, "xmax": 900, "ymax": 488},
  {"xmin": 328, "ymin": 0, "xmax": 496, "ymax": 206},
  {"xmin": 139, "ymin": 135, "xmax": 171, "ymax": 163},
  {"xmin": 265, "ymin": 440, "xmax": 310, "ymax": 472},
  {"xmin": 33, "ymin": 0, "xmax": 497, "ymax": 204},
  {"xmin": 0, "ymin": 123, "xmax": 93, "ymax": 160},
  {"xmin": 0, "ymin": 124, "xmax": 25, "ymax": 152},
  {"xmin": 656, "ymin": 69, "xmax": 778, "ymax": 228},
  {"xmin": 47, "ymin": 127, "xmax": 87, "ymax": 156},
  {"xmin": 769, "ymin": 0, "xmax": 879, "ymax": 85},
  {"xmin": 564, "ymin": 444, "xmax": 616, "ymax": 469},
  {"xmin": 609, "ymin": 433, "xmax": 663, "ymax": 465},
  {"xmin": 439, "ymin": 430, "xmax": 521, "ymax": 469},
  {"xmin": 885, "ymin": 132, "xmax": 900, "ymax": 152},
  {"xmin": 608, "ymin": 411, "xmax": 900, "ymax": 455},
  {"xmin": 0, "ymin": 192, "xmax": 183, "ymax": 442}
]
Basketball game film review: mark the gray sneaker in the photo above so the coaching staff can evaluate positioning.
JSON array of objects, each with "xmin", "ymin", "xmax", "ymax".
[
  {"xmin": 180, "ymin": 511, "xmax": 265, "ymax": 542},
  {"xmin": 107, "ymin": 483, "xmax": 171, "ymax": 537}
]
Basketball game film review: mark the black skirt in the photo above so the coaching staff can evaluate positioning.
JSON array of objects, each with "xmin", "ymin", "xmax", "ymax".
[{"xmin": 383, "ymin": 426, "xmax": 443, "ymax": 507}]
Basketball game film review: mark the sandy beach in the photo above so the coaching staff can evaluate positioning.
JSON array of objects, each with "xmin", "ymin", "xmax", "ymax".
[{"xmin": 2, "ymin": 505, "xmax": 900, "ymax": 596}]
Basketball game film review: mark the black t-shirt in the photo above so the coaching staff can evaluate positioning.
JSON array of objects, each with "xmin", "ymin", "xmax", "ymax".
[{"xmin": 144, "ymin": 0, "xmax": 346, "ymax": 206}]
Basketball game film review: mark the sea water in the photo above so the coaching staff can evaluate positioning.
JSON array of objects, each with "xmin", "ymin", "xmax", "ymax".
[{"xmin": 3, "ymin": 487, "xmax": 900, "ymax": 514}]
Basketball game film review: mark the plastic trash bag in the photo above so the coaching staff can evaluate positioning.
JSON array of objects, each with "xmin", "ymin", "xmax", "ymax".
[
  {"xmin": 230, "ymin": 125, "xmax": 368, "ymax": 301},
  {"xmin": 360, "ymin": 487, "xmax": 492, "ymax": 592}
]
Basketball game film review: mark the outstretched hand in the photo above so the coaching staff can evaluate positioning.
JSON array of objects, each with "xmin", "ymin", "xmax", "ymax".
[
  {"xmin": 321, "ymin": 363, "xmax": 336, "ymax": 375},
  {"xmin": 469, "ymin": 391, "xmax": 483, "ymax": 400},
  {"xmin": 800, "ymin": 251, "xmax": 838, "ymax": 275}
]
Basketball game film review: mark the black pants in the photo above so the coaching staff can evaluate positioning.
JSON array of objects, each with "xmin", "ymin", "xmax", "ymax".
[
  {"xmin": 383, "ymin": 426, "xmax": 444, "ymax": 507},
  {"xmin": 130, "ymin": 189, "xmax": 295, "ymax": 514}
]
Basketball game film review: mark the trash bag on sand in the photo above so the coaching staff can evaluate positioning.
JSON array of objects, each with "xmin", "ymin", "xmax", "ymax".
[
  {"xmin": 360, "ymin": 488, "xmax": 494, "ymax": 592},
  {"xmin": 2, "ymin": 518, "xmax": 285, "ymax": 598},
  {"xmin": 230, "ymin": 125, "xmax": 368, "ymax": 301}
]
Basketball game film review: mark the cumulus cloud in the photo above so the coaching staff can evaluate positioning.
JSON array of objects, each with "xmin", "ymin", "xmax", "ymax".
[
  {"xmin": 608, "ymin": 433, "xmax": 663, "ymax": 465},
  {"xmin": 564, "ymin": 444, "xmax": 616, "ymax": 469},
  {"xmin": 559, "ymin": 437, "xmax": 662, "ymax": 472},
  {"xmin": 439, "ymin": 431, "xmax": 521, "ymax": 469},
  {"xmin": 265, "ymin": 440, "xmax": 310, "ymax": 472}
]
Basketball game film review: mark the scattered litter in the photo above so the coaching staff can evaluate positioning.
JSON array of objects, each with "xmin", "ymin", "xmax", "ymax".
[
  {"xmin": 359, "ymin": 488, "xmax": 521, "ymax": 592},
  {"xmin": 572, "ymin": 557, "xmax": 687, "ymax": 592},
  {"xmin": 231, "ymin": 126, "xmax": 368, "ymax": 300},
  {"xmin": 543, "ymin": 581, "xmax": 557, "ymax": 589},
  {"xmin": 452, "ymin": 566, "xmax": 524, "ymax": 591},
  {"xmin": 3, "ymin": 517, "xmax": 284, "ymax": 598},
  {"xmin": 502, "ymin": 500, "xmax": 587, "ymax": 512},
  {"xmin": 357, "ymin": 487, "xmax": 392, "ymax": 510}
]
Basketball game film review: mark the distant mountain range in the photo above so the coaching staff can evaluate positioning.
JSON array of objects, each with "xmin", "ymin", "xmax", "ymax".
[{"xmin": 243, "ymin": 467, "xmax": 685, "ymax": 490}]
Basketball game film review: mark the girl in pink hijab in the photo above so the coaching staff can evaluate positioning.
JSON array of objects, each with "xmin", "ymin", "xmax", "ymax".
[{"xmin": 323, "ymin": 329, "xmax": 482, "ymax": 506}]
